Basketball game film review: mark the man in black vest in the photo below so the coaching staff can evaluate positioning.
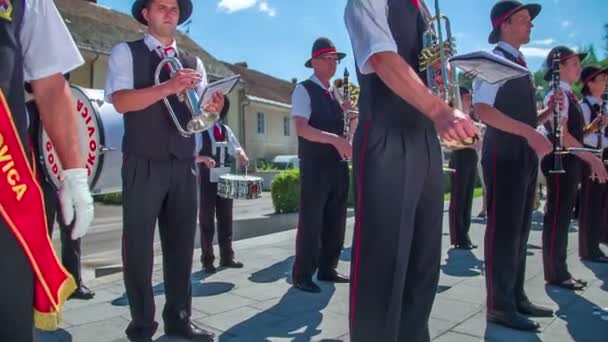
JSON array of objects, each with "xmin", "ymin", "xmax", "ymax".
[
  {"xmin": 290, "ymin": 37, "xmax": 353, "ymax": 293},
  {"xmin": 473, "ymin": 0, "xmax": 561, "ymax": 331},
  {"xmin": 104, "ymin": 0, "xmax": 223, "ymax": 341},
  {"xmin": 0, "ymin": 0, "xmax": 95, "ymax": 340},
  {"xmin": 344, "ymin": 1, "xmax": 478, "ymax": 341},
  {"xmin": 197, "ymin": 96, "xmax": 249, "ymax": 273},
  {"xmin": 25, "ymin": 76, "xmax": 95, "ymax": 300},
  {"xmin": 448, "ymin": 87, "xmax": 480, "ymax": 250}
]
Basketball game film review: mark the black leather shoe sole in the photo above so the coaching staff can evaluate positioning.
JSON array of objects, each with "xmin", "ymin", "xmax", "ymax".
[{"xmin": 487, "ymin": 311, "xmax": 540, "ymax": 331}]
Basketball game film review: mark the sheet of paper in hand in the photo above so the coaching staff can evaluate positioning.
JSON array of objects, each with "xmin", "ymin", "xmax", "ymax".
[
  {"xmin": 449, "ymin": 51, "xmax": 529, "ymax": 84},
  {"xmin": 200, "ymin": 74, "xmax": 241, "ymax": 107}
]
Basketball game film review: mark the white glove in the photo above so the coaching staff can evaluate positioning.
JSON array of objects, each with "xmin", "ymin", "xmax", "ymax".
[{"xmin": 58, "ymin": 168, "xmax": 94, "ymax": 240}]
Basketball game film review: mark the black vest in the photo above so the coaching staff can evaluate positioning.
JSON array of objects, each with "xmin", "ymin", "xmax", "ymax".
[
  {"xmin": 483, "ymin": 46, "xmax": 538, "ymax": 160},
  {"xmin": 199, "ymin": 123, "xmax": 231, "ymax": 167},
  {"xmin": 356, "ymin": 0, "xmax": 430, "ymax": 130},
  {"xmin": 298, "ymin": 80, "xmax": 344, "ymax": 161},
  {"xmin": 582, "ymin": 97, "xmax": 607, "ymax": 149},
  {"xmin": 0, "ymin": 0, "xmax": 26, "ymax": 149},
  {"xmin": 123, "ymin": 40, "xmax": 197, "ymax": 160}
]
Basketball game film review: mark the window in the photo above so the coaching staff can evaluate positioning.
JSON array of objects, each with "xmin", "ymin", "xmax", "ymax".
[
  {"xmin": 283, "ymin": 116, "xmax": 290, "ymax": 136},
  {"xmin": 257, "ymin": 112, "xmax": 265, "ymax": 134}
]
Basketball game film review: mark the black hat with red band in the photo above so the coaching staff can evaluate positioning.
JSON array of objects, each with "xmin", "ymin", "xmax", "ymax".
[
  {"xmin": 305, "ymin": 37, "xmax": 346, "ymax": 68},
  {"xmin": 543, "ymin": 46, "xmax": 588, "ymax": 81},
  {"xmin": 580, "ymin": 65, "xmax": 608, "ymax": 86},
  {"xmin": 132, "ymin": 0, "xmax": 193, "ymax": 26},
  {"xmin": 488, "ymin": 0, "xmax": 541, "ymax": 44}
]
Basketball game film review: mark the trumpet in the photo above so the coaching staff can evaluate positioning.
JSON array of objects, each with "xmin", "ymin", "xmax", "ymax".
[
  {"xmin": 154, "ymin": 56, "xmax": 219, "ymax": 137},
  {"xmin": 419, "ymin": 0, "xmax": 478, "ymax": 150}
]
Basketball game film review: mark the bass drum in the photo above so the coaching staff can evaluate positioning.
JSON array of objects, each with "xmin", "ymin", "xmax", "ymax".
[{"xmin": 38, "ymin": 85, "xmax": 123, "ymax": 195}]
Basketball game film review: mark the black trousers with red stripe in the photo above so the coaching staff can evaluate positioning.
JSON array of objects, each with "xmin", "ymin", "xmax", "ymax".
[
  {"xmin": 349, "ymin": 123, "xmax": 443, "ymax": 342},
  {"xmin": 578, "ymin": 163, "xmax": 607, "ymax": 259},
  {"xmin": 448, "ymin": 149, "xmax": 478, "ymax": 246},
  {"xmin": 198, "ymin": 168, "xmax": 235, "ymax": 267},
  {"xmin": 483, "ymin": 146, "xmax": 538, "ymax": 313},
  {"xmin": 292, "ymin": 159, "xmax": 348, "ymax": 282},
  {"xmin": 541, "ymin": 156, "xmax": 580, "ymax": 283}
]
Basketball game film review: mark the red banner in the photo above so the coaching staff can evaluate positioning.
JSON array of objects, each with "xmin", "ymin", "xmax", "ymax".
[{"xmin": 0, "ymin": 90, "xmax": 76, "ymax": 330}]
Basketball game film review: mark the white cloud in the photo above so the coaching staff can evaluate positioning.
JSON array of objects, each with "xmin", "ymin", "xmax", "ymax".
[
  {"xmin": 259, "ymin": 1, "xmax": 276, "ymax": 17},
  {"xmin": 218, "ymin": 0, "xmax": 257, "ymax": 13},
  {"xmin": 218, "ymin": 0, "xmax": 276, "ymax": 16},
  {"xmin": 561, "ymin": 20, "xmax": 571, "ymax": 28},
  {"xmin": 530, "ymin": 38, "xmax": 555, "ymax": 46},
  {"xmin": 520, "ymin": 47, "xmax": 552, "ymax": 58}
]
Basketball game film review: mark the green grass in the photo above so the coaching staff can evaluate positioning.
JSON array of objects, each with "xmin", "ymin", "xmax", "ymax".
[{"xmin": 444, "ymin": 187, "xmax": 484, "ymax": 201}]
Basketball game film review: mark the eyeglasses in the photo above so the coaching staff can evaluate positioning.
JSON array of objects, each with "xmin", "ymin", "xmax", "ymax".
[{"xmin": 316, "ymin": 56, "xmax": 341, "ymax": 64}]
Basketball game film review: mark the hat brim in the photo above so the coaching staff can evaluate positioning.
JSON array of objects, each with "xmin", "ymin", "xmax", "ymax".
[
  {"xmin": 132, "ymin": 0, "xmax": 193, "ymax": 26},
  {"xmin": 305, "ymin": 52, "xmax": 346, "ymax": 68},
  {"xmin": 543, "ymin": 52, "xmax": 589, "ymax": 81},
  {"xmin": 488, "ymin": 4, "xmax": 542, "ymax": 44},
  {"xmin": 582, "ymin": 67, "xmax": 608, "ymax": 85}
]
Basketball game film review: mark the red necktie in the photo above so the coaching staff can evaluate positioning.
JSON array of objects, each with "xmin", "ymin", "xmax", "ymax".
[
  {"xmin": 213, "ymin": 125, "xmax": 224, "ymax": 141},
  {"xmin": 325, "ymin": 89, "xmax": 333, "ymax": 100},
  {"xmin": 158, "ymin": 46, "xmax": 176, "ymax": 72},
  {"xmin": 517, "ymin": 56, "xmax": 528, "ymax": 68}
]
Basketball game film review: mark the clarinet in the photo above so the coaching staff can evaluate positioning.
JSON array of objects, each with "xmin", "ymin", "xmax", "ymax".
[
  {"xmin": 601, "ymin": 85, "xmax": 608, "ymax": 163},
  {"xmin": 549, "ymin": 50, "xmax": 566, "ymax": 174}
]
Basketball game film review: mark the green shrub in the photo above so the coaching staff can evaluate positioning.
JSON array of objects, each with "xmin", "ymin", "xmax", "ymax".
[
  {"xmin": 271, "ymin": 169, "xmax": 300, "ymax": 213},
  {"xmin": 94, "ymin": 192, "xmax": 122, "ymax": 205}
]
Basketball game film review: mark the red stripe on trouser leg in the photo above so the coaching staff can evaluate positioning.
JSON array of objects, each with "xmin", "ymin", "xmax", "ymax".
[
  {"xmin": 485, "ymin": 147, "xmax": 497, "ymax": 310},
  {"xmin": 548, "ymin": 174, "xmax": 561, "ymax": 281},
  {"xmin": 349, "ymin": 122, "xmax": 371, "ymax": 333}
]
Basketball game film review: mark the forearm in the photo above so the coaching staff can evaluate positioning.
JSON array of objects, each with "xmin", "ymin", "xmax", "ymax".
[
  {"xmin": 112, "ymin": 84, "xmax": 172, "ymax": 113},
  {"xmin": 369, "ymin": 52, "xmax": 448, "ymax": 120},
  {"xmin": 31, "ymin": 75, "xmax": 83, "ymax": 169},
  {"xmin": 476, "ymin": 104, "xmax": 536, "ymax": 138},
  {"xmin": 296, "ymin": 124, "xmax": 340, "ymax": 145}
]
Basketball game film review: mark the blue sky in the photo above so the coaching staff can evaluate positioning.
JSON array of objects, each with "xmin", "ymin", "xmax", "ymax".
[{"xmin": 98, "ymin": 0, "xmax": 607, "ymax": 83}]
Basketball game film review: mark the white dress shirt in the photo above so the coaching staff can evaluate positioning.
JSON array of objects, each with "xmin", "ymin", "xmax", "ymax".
[
  {"xmin": 20, "ymin": 0, "xmax": 84, "ymax": 81},
  {"xmin": 103, "ymin": 33, "xmax": 208, "ymax": 104},
  {"xmin": 543, "ymin": 81, "xmax": 572, "ymax": 120},
  {"xmin": 581, "ymin": 96, "xmax": 608, "ymax": 148},
  {"xmin": 201, "ymin": 123, "xmax": 242, "ymax": 157},
  {"xmin": 473, "ymin": 41, "xmax": 530, "ymax": 107},
  {"xmin": 344, "ymin": 0, "xmax": 398, "ymax": 75},
  {"xmin": 290, "ymin": 75, "xmax": 334, "ymax": 120}
]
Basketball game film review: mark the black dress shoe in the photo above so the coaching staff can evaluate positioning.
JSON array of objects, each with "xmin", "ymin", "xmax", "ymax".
[
  {"xmin": 69, "ymin": 285, "xmax": 95, "ymax": 300},
  {"xmin": 165, "ymin": 322, "xmax": 215, "ymax": 342},
  {"xmin": 203, "ymin": 264, "xmax": 217, "ymax": 274},
  {"xmin": 487, "ymin": 310, "xmax": 540, "ymax": 331},
  {"xmin": 517, "ymin": 301, "xmax": 554, "ymax": 317},
  {"xmin": 454, "ymin": 243, "xmax": 478, "ymax": 250},
  {"xmin": 220, "ymin": 259, "xmax": 244, "ymax": 268},
  {"xmin": 317, "ymin": 272, "xmax": 350, "ymax": 283},
  {"xmin": 293, "ymin": 279, "xmax": 321, "ymax": 293}
]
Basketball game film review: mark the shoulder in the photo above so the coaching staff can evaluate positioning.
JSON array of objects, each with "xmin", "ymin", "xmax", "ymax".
[{"xmin": 110, "ymin": 42, "xmax": 135, "ymax": 56}]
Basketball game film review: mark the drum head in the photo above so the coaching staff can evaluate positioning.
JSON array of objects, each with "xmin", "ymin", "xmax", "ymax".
[{"xmin": 38, "ymin": 85, "xmax": 105, "ymax": 190}]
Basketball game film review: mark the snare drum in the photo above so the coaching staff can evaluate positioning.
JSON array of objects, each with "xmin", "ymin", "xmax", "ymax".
[
  {"xmin": 38, "ymin": 85, "xmax": 124, "ymax": 195},
  {"xmin": 218, "ymin": 174, "xmax": 263, "ymax": 200}
]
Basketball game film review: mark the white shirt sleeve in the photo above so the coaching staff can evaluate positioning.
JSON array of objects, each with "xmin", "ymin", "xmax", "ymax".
[
  {"xmin": 581, "ymin": 102, "xmax": 598, "ymax": 147},
  {"xmin": 225, "ymin": 126, "xmax": 243, "ymax": 156},
  {"xmin": 20, "ymin": 0, "xmax": 84, "ymax": 81},
  {"xmin": 290, "ymin": 84, "xmax": 312, "ymax": 120},
  {"xmin": 104, "ymin": 43, "xmax": 133, "ymax": 103},
  {"xmin": 472, "ymin": 78, "xmax": 502, "ymax": 106},
  {"xmin": 344, "ymin": 0, "xmax": 397, "ymax": 75},
  {"xmin": 543, "ymin": 89, "xmax": 569, "ymax": 119}
]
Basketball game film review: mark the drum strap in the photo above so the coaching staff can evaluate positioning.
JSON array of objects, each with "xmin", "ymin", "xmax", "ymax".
[{"xmin": 0, "ymin": 90, "xmax": 76, "ymax": 330}]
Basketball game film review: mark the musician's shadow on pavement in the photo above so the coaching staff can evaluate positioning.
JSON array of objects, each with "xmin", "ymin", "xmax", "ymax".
[
  {"xmin": 545, "ymin": 284, "xmax": 607, "ymax": 341},
  {"xmin": 441, "ymin": 248, "xmax": 484, "ymax": 278},
  {"xmin": 36, "ymin": 328, "xmax": 72, "ymax": 342},
  {"xmin": 583, "ymin": 260, "xmax": 608, "ymax": 292},
  {"xmin": 249, "ymin": 255, "xmax": 295, "ymax": 284},
  {"xmin": 110, "ymin": 271, "xmax": 234, "ymax": 307},
  {"xmin": 219, "ymin": 285, "xmax": 336, "ymax": 341}
]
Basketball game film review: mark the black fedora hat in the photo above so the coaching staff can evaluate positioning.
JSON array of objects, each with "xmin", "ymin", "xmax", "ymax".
[
  {"xmin": 305, "ymin": 37, "xmax": 346, "ymax": 68},
  {"xmin": 132, "ymin": 0, "xmax": 193, "ymax": 26},
  {"xmin": 580, "ymin": 65, "xmax": 608, "ymax": 85},
  {"xmin": 488, "ymin": 0, "xmax": 541, "ymax": 44},
  {"xmin": 543, "ymin": 46, "xmax": 588, "ymax": 81}
]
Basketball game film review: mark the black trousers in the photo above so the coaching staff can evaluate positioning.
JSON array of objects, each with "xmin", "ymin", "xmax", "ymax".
[
  {"xmin": 541, "ymin": 157, "xmax": 580, "ymax": 283},
  {"xmin": 0, "ymin": 219, "xmax": 34, "ymax": 342},
  {"xmin": 36, "ymin": 163, "xmax": 83, "ymax": 286},
  {"xmin": 578, "ymin": 163, "xmax": 607, "ymax": 259},
  {"xmin": 292, "ymin": 159, "xmax": 348, "ymax": 282},
  {"xmin": 122, "ymin": 156, "xmax": 197, "ymax": 339},
  {"xmin": 483, "ymin": 147, "xmax": 538, "ymax": 313},
  {"xmin": 448, "ymin": 148, "xmax": 478, "ymax": 246},
  {"xmin": 349, "ymin": 123, "xmax": 443, "ymax": 342},
  {"xmin": 198, "ymin": 168, "xmax": 234, "ymax": 266}
]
